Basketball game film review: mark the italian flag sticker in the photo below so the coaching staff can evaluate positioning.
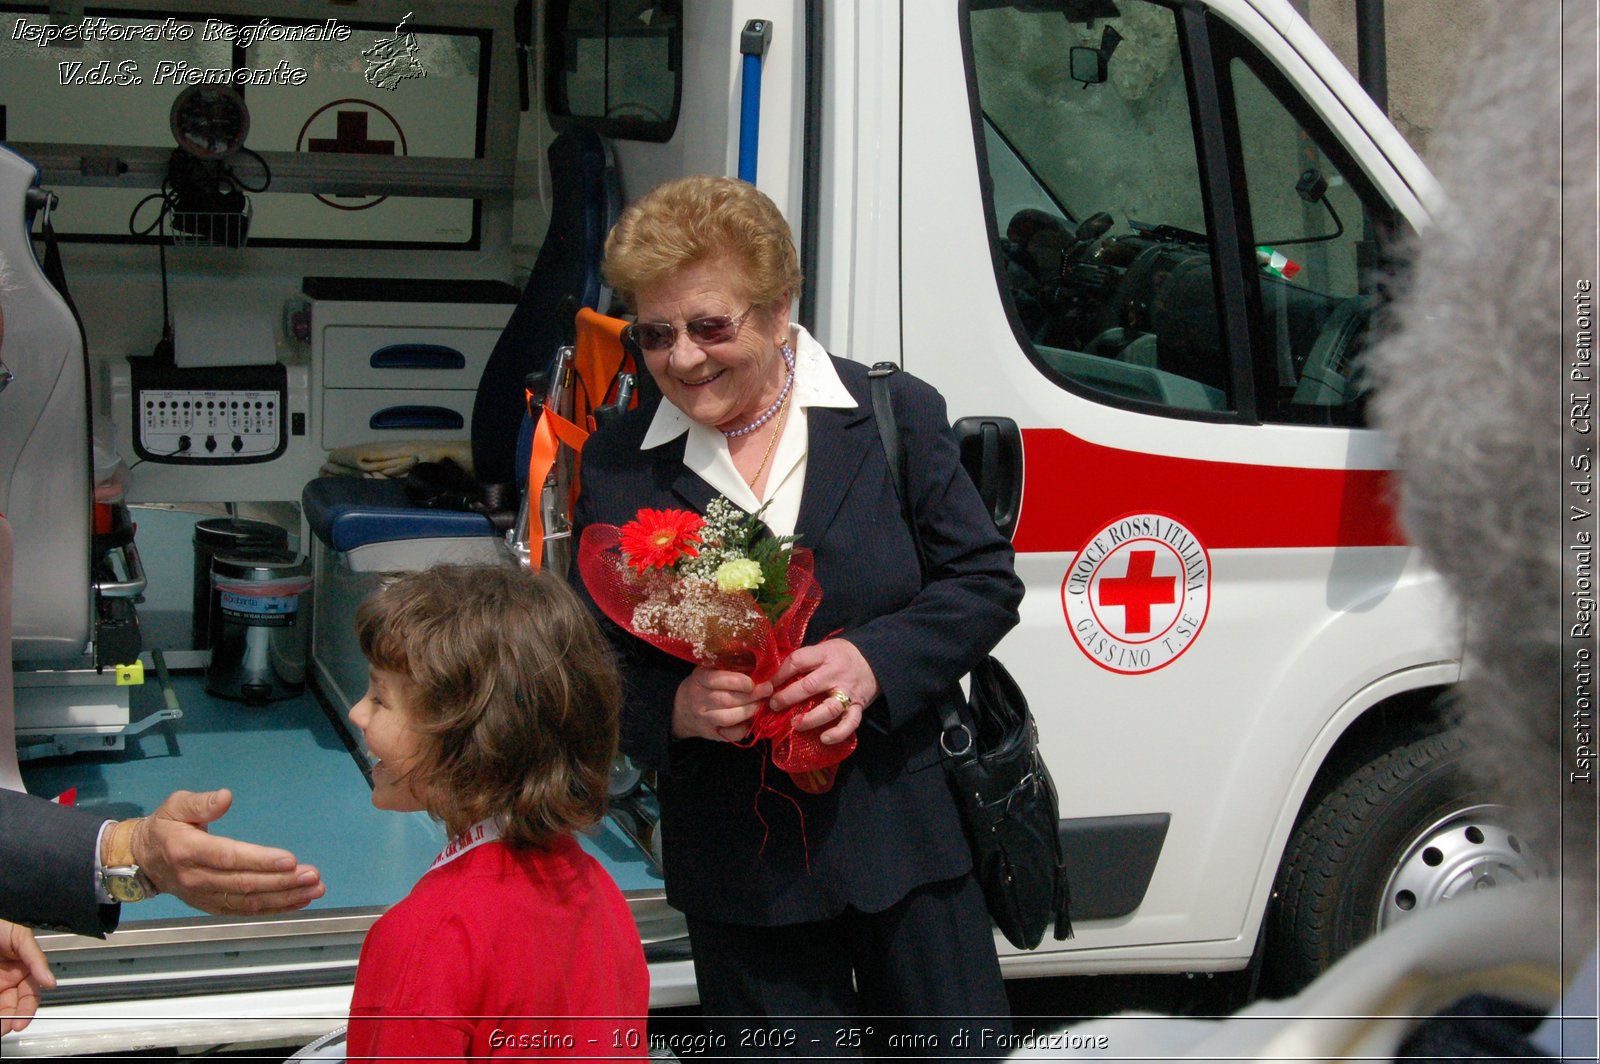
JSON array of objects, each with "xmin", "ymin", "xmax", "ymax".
[{"xmin": 1256, "ymin": 245, "xmax": 1302, "ymax": 279}]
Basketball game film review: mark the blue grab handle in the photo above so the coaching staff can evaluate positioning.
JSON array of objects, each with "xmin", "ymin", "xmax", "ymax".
[
  {"xmin": 369, "ymin": 406, "xmax": 464, "ymax": 431},
  {"xmin": 370, "ymin": 344, "xmax": 467, "ymax": 370},
  {"xmin": 739, "ymin": 52, "xmax": 762, "ymax": 183}
]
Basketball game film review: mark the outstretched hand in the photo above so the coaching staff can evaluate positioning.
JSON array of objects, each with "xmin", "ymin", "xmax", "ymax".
[
  {"xmin": 0, "ymin": 919, "xmax": 53, "ymax": 1036},
  {"xmin": 130, "ymin": 789, "xmax": 325, "ymax": 915}
]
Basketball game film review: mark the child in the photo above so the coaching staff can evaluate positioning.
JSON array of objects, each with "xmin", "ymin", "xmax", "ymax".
[{"xmin": 344, "ymin": 564, "xmax": 648, "ymax": 1061}]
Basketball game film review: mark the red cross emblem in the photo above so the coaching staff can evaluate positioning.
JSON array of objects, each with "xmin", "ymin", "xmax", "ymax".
[
  {"xmin": 1096, "ymin": 549, "xmax": 1178, "ymax": 635},
  {"xmin": 308, "ymin": 112, "xmax": 396, "ymax": 156},
  {"xmin": 295, "ymin": 99, "xmax": 409, "ymax": 211},
  {"xmin": 1061, "ymin": 513, "xmax": 1212, "ymax": 675}
]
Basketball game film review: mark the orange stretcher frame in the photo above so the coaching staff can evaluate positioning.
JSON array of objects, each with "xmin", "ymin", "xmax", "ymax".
[{"xmin": 523, "ymin": 307, "xmax": 635, "ymax": 569}]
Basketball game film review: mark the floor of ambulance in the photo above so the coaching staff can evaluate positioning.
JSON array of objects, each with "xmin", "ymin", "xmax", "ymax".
[
  {"xmin": 21, "ymin": 669, "xmax": 441, "ymax": 922},
  {"xmin": 19, "ymin": 505, "xmax": 662, "ymax": 926}
]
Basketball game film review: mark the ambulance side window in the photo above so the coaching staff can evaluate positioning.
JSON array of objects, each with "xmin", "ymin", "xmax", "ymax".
[
  {"xmin": 967, "ymin": 0, "xmax": 1236, "ymax": 416},
  {"xmin": 1219, "ymin": 26, "xmax": 1405, "ymax": 427},
  {"xmin": 545, "ymin": 0, "xmax": 681, "ymax": 142}
]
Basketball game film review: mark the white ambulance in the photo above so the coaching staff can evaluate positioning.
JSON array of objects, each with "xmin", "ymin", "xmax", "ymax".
[{"xmin": 1, "ymin": 0, "xmax": 1527, "ymax": 1055}]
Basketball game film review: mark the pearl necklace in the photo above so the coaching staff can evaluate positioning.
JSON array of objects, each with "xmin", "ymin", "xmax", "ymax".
[{"xmin": 722, "ymin": 341, "xmax": 796, "ymax": 438}]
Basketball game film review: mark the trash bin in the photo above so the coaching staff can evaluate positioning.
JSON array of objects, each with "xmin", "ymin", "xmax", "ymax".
[
  {"xmin": 205, "ymin": 550, "xmax": 312, "ymax": 704},
  {"xmin": 192, "ymin": 517, "xmax": 287, "ymax": 649}
]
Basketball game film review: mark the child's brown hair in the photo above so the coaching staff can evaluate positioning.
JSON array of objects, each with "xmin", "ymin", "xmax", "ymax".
[{"xmin": 355, "ymin": 564, "xmax": 621, "ymax": 847}]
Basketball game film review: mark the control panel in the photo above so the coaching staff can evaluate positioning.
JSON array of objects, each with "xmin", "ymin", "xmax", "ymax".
[
  {"xmin": 138, "ymin": 388, "xmax": 281, "ymax": 460},
  {"xmin": 128, "ymin": 360, "xmax": 289, "ymax": 465}
]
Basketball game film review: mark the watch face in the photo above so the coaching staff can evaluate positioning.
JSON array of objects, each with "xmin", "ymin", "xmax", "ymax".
[
  {"xmin": 170, "ymin": 85, "xmax": 250, "ymax": 158},
  {"xmin": 104, "ymin": 869, "xmax": 154, "ymax": 903}
]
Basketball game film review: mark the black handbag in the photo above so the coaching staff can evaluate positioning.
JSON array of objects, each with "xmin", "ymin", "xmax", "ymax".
[{"xmin": 868, "ymin": 363, "xmax": 1072, "ymax": 950}]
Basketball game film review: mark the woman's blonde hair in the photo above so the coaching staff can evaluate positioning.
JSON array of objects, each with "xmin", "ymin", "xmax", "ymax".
[
  {"xmin": 356, "ymin": 564, "xmax": 621, "ymax": 848},
  {"xmin": 602, "ymin": 175, "xmax": 803, "ymax": 311}
]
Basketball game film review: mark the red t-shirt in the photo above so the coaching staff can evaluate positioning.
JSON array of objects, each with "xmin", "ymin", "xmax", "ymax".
[{"xmin": 347, "ymin": 832, "xmax": 649, "ymax": 1061}]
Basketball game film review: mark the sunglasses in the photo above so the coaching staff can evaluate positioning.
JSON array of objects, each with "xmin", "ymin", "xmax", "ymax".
[{"xmin": 623, "ymin": 306, "xmax": 755, "ymax": 353}]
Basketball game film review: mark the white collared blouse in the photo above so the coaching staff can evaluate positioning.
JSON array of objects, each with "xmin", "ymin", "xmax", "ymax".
[{"xmin": 636, "ymin": 323, "xmax": 857, "ymax": 537}]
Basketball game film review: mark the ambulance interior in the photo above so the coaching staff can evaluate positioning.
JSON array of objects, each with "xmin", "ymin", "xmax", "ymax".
[
  {"xmin": 0, "ymin": 0, "xmax": 692, "ymax": 1011},
  {"xmin": 0, "ymin": 0, "xmax": 1400, "ymax": 1023}
]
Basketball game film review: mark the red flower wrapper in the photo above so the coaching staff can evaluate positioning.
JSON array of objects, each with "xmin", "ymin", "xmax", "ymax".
[{"xmin": 578, "ymin": 518, "xmax": 856, "ymax": 794}]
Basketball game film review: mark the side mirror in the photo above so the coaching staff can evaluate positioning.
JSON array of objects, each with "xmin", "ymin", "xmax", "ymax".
[
  {"xmin": 1069, "ymin": 25, "xmax": 1123, "ymax": 87},
  {"xmin": 1069, "ymin": 46, "xmax": 1107, "ymax": 85}
]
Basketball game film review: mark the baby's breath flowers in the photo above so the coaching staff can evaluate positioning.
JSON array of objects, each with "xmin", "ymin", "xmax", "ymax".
[{"xmin": 632, "ymin": 578, "xmax": 762, "ymax": 661}]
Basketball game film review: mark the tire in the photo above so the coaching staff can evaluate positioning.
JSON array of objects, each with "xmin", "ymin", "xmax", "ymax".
[{"xmin": 1265, "ymin": 731, "xmax": 1539, "ymax": 995}]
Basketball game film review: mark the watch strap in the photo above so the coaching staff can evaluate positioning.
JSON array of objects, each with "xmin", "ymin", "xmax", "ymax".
[
  {"xmin": 99, "ymin": 818, "xmax": 159, "ymax": 901},
  {"xmin": 102, "ymin": 817, "xmax": 141, "ymax": 869}
]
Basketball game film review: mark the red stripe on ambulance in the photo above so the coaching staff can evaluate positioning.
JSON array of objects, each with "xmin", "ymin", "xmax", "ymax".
[{"xmin": 1012, "ymin": 428, "xmax": 1404, "ymax": 554}]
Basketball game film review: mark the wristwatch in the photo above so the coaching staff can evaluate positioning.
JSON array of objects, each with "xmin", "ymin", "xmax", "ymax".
[{"xmin": 99, "ymin": 818, "xmax": 160, "ymax": 903}]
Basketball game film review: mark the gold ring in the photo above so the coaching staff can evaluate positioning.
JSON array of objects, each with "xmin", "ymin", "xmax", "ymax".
[{"xmin": 831, "ymin": 690, "xmax": 853, "ymax": 711}]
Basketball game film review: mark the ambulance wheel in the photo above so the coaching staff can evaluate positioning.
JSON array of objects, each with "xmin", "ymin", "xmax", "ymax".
[{"xmin": 1264, "ymin": 730, "xmax": 1539, "ymax": 995}]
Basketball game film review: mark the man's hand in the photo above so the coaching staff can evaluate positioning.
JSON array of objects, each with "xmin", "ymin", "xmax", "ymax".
[
  {"xmin": 127, "ymin": 789, "xmax": 325, "ymax": 915},
  {"xmin": 1, "ymin": 919, "xmax": 53, "ymax": 1036}
]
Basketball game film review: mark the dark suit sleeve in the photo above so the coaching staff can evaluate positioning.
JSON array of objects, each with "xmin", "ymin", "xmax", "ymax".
[
  {"xmin": 844, "ymin": 372, "xmax": 1024, "ymax": 732},
  {"xmin": 0, "ymin": 789, "xmax": 120, "ymax": 936}
]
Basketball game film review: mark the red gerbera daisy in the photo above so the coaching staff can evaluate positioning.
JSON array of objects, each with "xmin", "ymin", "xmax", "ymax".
[{"xmin": 619, "ymin": 508, "xmax": 705, "ymax": 573}]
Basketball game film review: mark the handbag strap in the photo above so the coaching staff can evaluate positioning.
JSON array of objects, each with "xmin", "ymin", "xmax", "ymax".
[
  {"xmin": 866, "ymin": 363, "xmax": 962, "ymax": 739},
  {"xmin": 867, "ymin": 363, "xmax": 928, "ymax": 579}
]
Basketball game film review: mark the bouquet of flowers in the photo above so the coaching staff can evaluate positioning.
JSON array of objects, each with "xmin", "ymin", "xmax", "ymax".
[{"xmin": 578, "ymin": 497, "xmax": 856, "ymax": 793}]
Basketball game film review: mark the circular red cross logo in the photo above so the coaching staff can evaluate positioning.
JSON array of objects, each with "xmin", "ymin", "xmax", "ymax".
[{"xmin": 1061, "ymin": 513, "xmax": 1211, "ymax": 675}]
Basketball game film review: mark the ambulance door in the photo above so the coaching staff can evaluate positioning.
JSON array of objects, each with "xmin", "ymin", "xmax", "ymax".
[{"xmin": 898, "ymin": 0, "xmax": 1457, "ymax": 968}]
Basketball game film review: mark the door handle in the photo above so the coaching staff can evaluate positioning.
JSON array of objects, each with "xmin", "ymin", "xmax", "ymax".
[{"xmin": 953, "ymin": 416, "xmax": 1022, "ymax": 539}]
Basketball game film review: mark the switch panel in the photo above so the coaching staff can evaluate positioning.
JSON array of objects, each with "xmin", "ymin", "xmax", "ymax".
[
  {"xmin": 128, "ymin": 360, "xmax": 288, "ymax": 465},
  {"xmin": 137, "ymin": 388, "xmax": 281, "ymax": 460}
]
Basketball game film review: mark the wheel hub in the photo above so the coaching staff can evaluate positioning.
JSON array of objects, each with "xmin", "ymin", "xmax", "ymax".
[{"xmin": 1379, "ymin": 804, "xmax": 1539, "ymax": 931}]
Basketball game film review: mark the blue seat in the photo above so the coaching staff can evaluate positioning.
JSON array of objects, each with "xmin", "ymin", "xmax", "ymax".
[
  {"xmin": 302, "ymin": 477, "xmax": 494, "ymax": 553},
  {"xmin": 301, "ymin": 128, "xmax": 618, "ymax": 567}
]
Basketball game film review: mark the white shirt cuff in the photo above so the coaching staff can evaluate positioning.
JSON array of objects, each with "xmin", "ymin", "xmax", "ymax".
[{"xmin": 93, "ymin": 819, "xmax": 116, "ymax": 904}]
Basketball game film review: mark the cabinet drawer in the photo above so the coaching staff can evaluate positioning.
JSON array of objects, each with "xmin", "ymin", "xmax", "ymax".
[
  {"xmin": 322, "ymin": 326, "xmax": 500, "ymax": 389},
  {"xmin": 322, "ymin": 389, "xmax": 475, "ymax": 449}
]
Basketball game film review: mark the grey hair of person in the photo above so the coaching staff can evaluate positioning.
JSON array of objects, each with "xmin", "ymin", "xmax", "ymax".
[{"xmin": 1366, "ymin": 0, "xmax": 1594, "ymax": 937}]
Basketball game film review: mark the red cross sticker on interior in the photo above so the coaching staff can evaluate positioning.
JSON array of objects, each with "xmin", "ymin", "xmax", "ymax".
[
  {"xmin": 308, "ymin": 111, "xmax": 395, "ymax": 155},
  {"xmin": 295, "ymin": 98, "xmax": 409, "ymax": 210},
  {"xmin": 1061, "ymin": 514, "xmax": 1213, "ymax": 675}
]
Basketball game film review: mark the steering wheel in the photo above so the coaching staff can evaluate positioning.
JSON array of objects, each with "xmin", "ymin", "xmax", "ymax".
[{"xmin": 1291, "ymin": 295, "xmax": 1371, "ymax": 407}]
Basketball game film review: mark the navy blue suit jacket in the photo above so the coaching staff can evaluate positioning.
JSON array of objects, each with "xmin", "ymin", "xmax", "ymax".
[
  {"xmin": 0, "ymin": 788, "xmax": 118, "ymax": 935},
  {"xmin": 573, "ymin": 357, "xmax": 1023, "ymax": 926}
]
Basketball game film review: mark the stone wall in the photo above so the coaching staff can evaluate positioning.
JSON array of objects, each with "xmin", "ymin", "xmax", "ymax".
[{"xmin": 1298, "ymin": 0, "xmax": 1495, "ymax": 161}]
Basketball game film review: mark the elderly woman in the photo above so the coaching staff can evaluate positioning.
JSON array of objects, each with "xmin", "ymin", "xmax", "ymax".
[{"xmin": 573, "ymin": 176, "xmax": 1022, "ymax": 1053}]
